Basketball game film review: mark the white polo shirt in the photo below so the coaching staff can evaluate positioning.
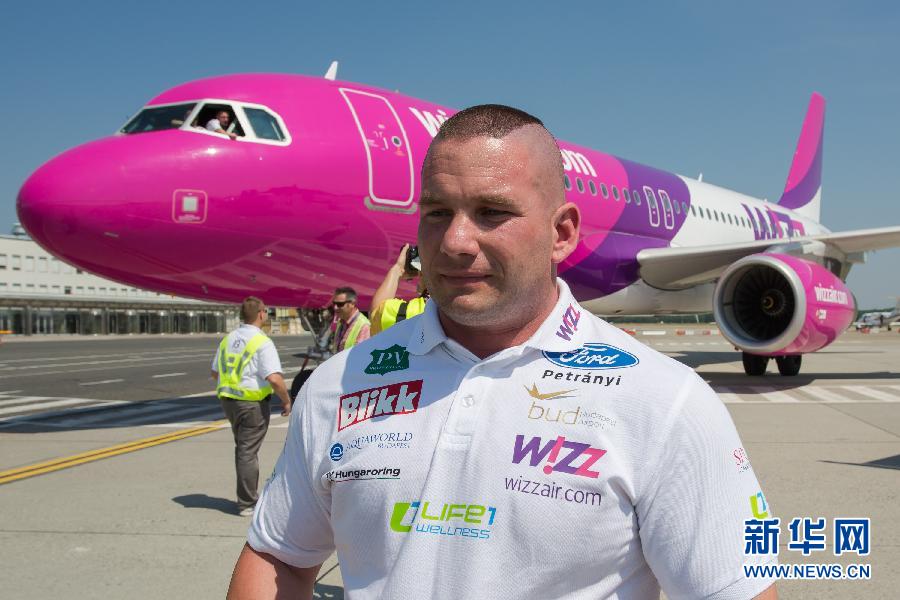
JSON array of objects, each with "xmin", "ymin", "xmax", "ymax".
[
  {"xmin": 249, "ymin": 280, "xmax": 776, "ymax": 598},
  {"xmin": 211, "ymin": 324, "xmax": 282, "ymax": 393}
]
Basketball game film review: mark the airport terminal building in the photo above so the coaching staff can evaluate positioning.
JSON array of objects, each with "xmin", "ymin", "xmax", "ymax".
[{"xmin": 0, "ymin": 232, "xmax": 237, "ymax": 335}]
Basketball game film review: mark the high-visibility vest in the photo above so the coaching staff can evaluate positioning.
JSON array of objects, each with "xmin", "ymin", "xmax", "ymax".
[
  {"xmin": 333, "ymin": 312, "xmax": 371, "ymax": 352},
  {"xmin": 216, "ymin": 332, "xmax": 273, "ymax": 401},
  {"xmin": 372, "ymin": 297, "xmax": 427, "ymax": 335}
]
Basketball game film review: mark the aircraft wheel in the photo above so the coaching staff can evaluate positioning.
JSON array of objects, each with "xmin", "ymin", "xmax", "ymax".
[
  {"xmin": 290, "ymin": 368, "xmax": 314, "ymax": 401},
  {"xmin": 742, "ymin": 352, "xmax": 769, "ymax": 376},
  {"xmin": 775, "ymin": 355, "xmax": 802, "ymax": 376}
]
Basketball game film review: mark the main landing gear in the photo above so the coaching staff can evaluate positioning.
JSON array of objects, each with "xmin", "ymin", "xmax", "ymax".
[{"xmin": 741, "ymin": 352, "xmax": 802, "ymax": 376}]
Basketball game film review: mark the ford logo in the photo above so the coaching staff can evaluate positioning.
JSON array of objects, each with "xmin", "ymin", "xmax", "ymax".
[
  {"xmin": 329, "ymin": 443, "xmax": 344, "ymax": 461},
  {"xmin": 543, "ymin": 343, "xmax": 639, "ymax": 370}
]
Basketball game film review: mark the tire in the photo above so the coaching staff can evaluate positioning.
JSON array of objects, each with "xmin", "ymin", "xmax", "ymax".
[
  {"xmin": 742, "ymin": 353, "xmax": 769, "ymax": 376},
  {"xmin": 290, "ymin": 368, "xmax": 314, "ymax": 401},
  {"xmin": 775, "ymin": 355, "xmax": 802, "ymax": 376}
]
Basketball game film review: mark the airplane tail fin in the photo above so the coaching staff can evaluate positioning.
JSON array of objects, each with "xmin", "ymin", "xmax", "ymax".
[{"xmin": 778, "ymin": 93, "xmax": 825, "ymax": 222}]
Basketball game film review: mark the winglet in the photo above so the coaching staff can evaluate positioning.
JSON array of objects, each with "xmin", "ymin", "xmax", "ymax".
[
  {"xmin": 324, "ymin": 61, "xmax": 339, "ymax": 81},
  {"xmin": 778, "ymin": 93, "xmax": 825, "ymax": 222}
]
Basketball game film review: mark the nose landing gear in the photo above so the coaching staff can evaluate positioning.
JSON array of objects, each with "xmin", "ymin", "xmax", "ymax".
[{"xmin": 741, "ymin": 352, "xmax": 802, "ymax": 376}]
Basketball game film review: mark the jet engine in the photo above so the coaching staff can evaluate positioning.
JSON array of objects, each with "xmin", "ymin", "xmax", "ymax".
[{"xmin": 713, "ymin": 253, "xmax": 856, "ymax": 375}]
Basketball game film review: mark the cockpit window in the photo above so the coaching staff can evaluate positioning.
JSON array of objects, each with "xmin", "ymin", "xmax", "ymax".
[
  {"xmin": 192, "ymin": 104, "xmax": 245, "ymax": 137},
  {"xmin": 121, "ymin": 103, "xmax": 197, "ymax": 134},
  {"xmin": 244, "ymin": 107, "xmax": 286, "ymax": 141}
]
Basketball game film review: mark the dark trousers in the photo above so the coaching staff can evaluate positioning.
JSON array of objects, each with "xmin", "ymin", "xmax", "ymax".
[{"xmin": 220, "ymin": 396, "xmax": 271, "ymax": 509}]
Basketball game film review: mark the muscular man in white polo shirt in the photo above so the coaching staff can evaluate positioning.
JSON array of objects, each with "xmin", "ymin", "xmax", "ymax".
[{"xmin": 227, "ymin": 106, "xmax": 778, "ymax": 599}]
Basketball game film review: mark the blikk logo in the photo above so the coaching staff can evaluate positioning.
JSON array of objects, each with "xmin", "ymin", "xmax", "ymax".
[
  {"xmin": 555, "ymin": 304, "xmax": 581, "ymax": 341},
  {"xmin": 543, "ymin": 343, "xmax": 639, "ymax": 370},
  {"xmin": 512, "ymin": 434, "xmax": 606, "ymax": 479},
  {"xmin": 337, "ymin": 380, "xmax": 422, "ymax": 431}
]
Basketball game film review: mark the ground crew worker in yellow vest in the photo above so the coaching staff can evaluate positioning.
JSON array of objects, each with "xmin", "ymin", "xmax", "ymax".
[
  {"xmin": 370, "ymin": 243, "xmax": 429, "ymax": 335},
  {"xmin": 210, "ymin": 296, "xmax": 291, "ymax": 517},
  {"xmin": 330, "ymin": 287, "xmax": 371, "ymax": 352}
]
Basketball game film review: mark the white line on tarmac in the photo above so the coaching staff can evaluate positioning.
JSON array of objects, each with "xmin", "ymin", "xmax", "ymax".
[
  {"xmin": 0, "ymin": 397, "xmax": 110, "ymax": 416},
  {"xmin": 797, "ymin": 387, "xmax": 854, "ymax": 403},
  {"xmin": 756, "ymin": 386, "xmax": 800, "ymax": 403},
  {"xmin": 0, "ymin": 396, "xmax": 53, "ymax": 408},
  {"xmin": 152, "ymin": 372, "xmax": 187, "ymax": 378},
  {"xmin": 844, "ymin": 386, "xmax": 899, "ymax": 402},
  {"xmin": 0, "ymin": 389, "xmax": 24, "ymax": 395},
  {"xmin": 79, "ymin": 379, "xmax": 125, "ymax": 386}
]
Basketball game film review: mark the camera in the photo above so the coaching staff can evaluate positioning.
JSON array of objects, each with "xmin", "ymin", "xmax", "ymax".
[{"xmin": 404, "ymin": 245, "xmax": 421, "ymax": 275}]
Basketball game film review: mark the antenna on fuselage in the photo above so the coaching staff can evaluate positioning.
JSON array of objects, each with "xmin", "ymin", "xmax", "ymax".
[{"xmin": 324, "ymin": 61, "xmax": 339, "ymax": 81}]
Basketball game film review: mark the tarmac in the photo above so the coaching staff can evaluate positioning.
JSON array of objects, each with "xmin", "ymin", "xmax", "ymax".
[{"xmin": 1, "ymin": 327, "xmax": 898, "ymax": 599}]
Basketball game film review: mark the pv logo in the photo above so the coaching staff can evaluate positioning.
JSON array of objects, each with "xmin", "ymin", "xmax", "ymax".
[{"xmin": 543, "ymin": 343, "xmax": 639, "ymax": 370}]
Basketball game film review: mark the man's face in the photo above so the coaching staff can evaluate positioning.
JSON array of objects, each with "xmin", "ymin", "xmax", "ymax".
[
  {"xmin": 332, "ymin": 293, "xmax": 355, "ymax": 321},
  {"xmin": 258, "ymin": 305, "xmax": 268, "ymax": 324},
  {"xmin": 217, "ymin": 112, "xmax": 230, "ymax": 128},
  {"xmin": 418, "ymin": 131, "xmax": 564, "ymax": 328}
]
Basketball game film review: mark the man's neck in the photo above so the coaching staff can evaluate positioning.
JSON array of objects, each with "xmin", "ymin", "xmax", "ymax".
[
  {"xmin": 437, "ymin": 286, "xmax": 559, "ymax": 359},
  {"xmin": 341, "ymin": 309, "xmax": 359, "ymax": 325}
]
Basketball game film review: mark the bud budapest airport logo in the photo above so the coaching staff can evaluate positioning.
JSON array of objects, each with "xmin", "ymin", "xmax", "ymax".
[
  {"xmin": 390, "ymin": 501, "xmax": 497, "ymax": 540},
  {"xmin": 337, "ymin": 380, "xmax": 422, "ymax": 431},
  {"xmin": 543, "ymin": 343, "xmax": 639, "ymax": 370},
  {"xmin": 525, "ymin": 384, "xmax": 617, "ymax": 430},
  {"xmin": 512, "ymin": 434, "xmax": 607, "ymax": 478},
  {"xmin": 365, "ymin": 344, "xmax": 410, "ymax": 375}
]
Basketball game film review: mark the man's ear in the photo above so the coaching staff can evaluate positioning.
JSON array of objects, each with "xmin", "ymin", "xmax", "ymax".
[{"xmin": 551, "ymin": 202, "xmax": 581, "ymax": 265}]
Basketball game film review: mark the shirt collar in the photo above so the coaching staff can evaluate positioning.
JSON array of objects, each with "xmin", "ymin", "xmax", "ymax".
[
  {"xmin": 406, "ymin": 278, "xmax": 587, "ymax": 357},
  {"xmin": 521, "ymin": 278, "xmax": 587, "ymax": 354},
  {"xmin": 239, "ymin": 323, "xmax": 262, "ymax": 334}
]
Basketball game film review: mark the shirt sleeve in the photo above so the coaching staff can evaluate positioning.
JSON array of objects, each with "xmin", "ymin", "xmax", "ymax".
[
  {"xmin": 256, "ymin": 340, "xmax": 283, "ymax": 379},
  {"xmin": 370, "ymin": 300, "xmax": 388, "ymax": 335},
  {"xmin": 248, "ymin": 380, "xmax": 335, "ymax": 567},
  {"xmin": 637, "ymin": 373, "xmax": 777, "ymax": 599},
  {"xmin": 205, "ymin": 119, "xmax": 220, "ymax": 131}
]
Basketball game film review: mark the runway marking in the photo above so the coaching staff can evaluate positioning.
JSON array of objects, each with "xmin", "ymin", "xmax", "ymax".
[
  {"xmin": 796, "ymin": 387, "xmax": 853, "ymax": 403},
  {"xmin": 0, "ymin": 397, "xmax": 111, "ymax": 417},
  {"xmin": 845, "ymin": 386, "xmax": 898, "ymax": 402},
  {"xmin": 79, "ymin": 379, "xmax": 125, "ymax": 386},
  {"xmin": 0, "ymin": 421, "xmax": 229, "ymax": 485},
  {"xmin": 0, "ymin": 389, "xmax": 24, "ymax": 395},
  {"xmin": 0, "ymin": 396, "xmax": 54, "ymax": 408},
  {"xmin": 152, "ymin": 372, "xmax": 187, "ymax": 378}
]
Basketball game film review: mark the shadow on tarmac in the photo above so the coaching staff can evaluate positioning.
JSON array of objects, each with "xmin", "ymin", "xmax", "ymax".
[
  {"xmin": 172, "ymin": 493, "xmax": 238, "ymax": 515},
  {"xmin": 822, "ymin": 453, "xmax": 900, "ymax": 471}
]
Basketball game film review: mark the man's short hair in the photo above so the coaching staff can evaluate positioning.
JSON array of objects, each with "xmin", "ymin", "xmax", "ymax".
[
  {"xmin": 240, "ymin": 296, "xmax": 265, "ymax": 323},
  {"xmin": 333, "ymin": 287, "xmax": 358, "ymax": 303},
  {"xmin": 430, "ymin": 104, "xmax": 566, "ymax": 199},
  {"xmin": 434, "ymin": 104, "xmax": 546, "ymax": 142}
]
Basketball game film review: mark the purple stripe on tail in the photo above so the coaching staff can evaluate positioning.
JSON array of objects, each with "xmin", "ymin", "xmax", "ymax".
[{"xmin": 779, "ymin": 93, "xmax": 824, "ymax": 211}]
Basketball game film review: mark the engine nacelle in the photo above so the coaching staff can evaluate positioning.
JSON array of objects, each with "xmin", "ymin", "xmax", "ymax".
[{"xmin": 713, "ymin": 253, "xmax": 856, "ymax": 356}]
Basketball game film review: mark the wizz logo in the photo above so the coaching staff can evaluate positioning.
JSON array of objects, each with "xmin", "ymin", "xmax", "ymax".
[
  {"xmin": 512, "ymin": 434, "xmax": 606, "ymax": 479},
  {"xmin": 555, "ymin": 304, "xmax": 581, "ymax": 341}
]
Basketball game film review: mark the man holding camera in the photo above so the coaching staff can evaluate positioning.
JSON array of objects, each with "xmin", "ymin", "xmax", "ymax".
[{"xmin": 369, "ymin": 243, "xmax": 429, "ymax": 335}]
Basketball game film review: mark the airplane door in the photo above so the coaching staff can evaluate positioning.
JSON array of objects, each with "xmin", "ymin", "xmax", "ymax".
[
  {"xmin": 658, "ymin": 189, "xmax": 675, "ymax": 229},
  {"xmin": 339, "ymin": 88, "xmax": 415, "ymax": 212},
  {"xmin": 643, "ymin": 186, "xmax": 661, "ymax": 227}
]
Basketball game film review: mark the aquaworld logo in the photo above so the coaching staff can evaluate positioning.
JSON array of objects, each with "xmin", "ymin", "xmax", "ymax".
[
  {"xmin": 390, "ymin": 501, "xmax": 496, "ymax": 540},
  {"xmin": 512, "ymin": 434, "xmax": 607, "ymax": 479},
  {"xmin": 543, "ymin": 343, "xmax": 639, "ymax": 370},
  {"xmin": 337, "ymin": 380, "xmax": 422, "ymax": 431}
]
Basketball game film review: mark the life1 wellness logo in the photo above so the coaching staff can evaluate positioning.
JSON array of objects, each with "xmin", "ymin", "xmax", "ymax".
[
  {"xmin": 543, "ymin": 343, "xmax": 639, "ymax": 370},
  {"xmin": 337, "ymin": 380, "xmax": 422, "ymax": 431},
  {"xmin": 390, "ymin": 501, "xmax": 497, "ymax": 540}
]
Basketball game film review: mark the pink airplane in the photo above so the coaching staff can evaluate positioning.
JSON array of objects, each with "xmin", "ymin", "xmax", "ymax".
[{"xmin": 16, "ymin": 67, "xmax": 900, "ymax": 375}]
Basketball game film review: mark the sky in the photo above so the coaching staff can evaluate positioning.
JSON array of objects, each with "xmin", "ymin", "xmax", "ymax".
[{"xmin": 1, "ymin": 1, "xmax": 898, "ymax": 308}]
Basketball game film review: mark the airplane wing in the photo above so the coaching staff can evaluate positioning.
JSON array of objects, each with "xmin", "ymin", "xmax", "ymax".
[{"xmin": 636, "ymin": 225, "xmax": 900, "ymax": 289}]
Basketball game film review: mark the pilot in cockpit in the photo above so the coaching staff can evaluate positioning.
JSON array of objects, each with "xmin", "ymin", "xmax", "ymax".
[{"xmin": 205, "ymin": 110, "xmax": 239, "ymax": 140}]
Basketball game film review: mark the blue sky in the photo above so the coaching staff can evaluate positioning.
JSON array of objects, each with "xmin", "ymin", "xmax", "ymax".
[{"xmin": 2, "ymin": 1, "xmax": 898, "ymax": 308}]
